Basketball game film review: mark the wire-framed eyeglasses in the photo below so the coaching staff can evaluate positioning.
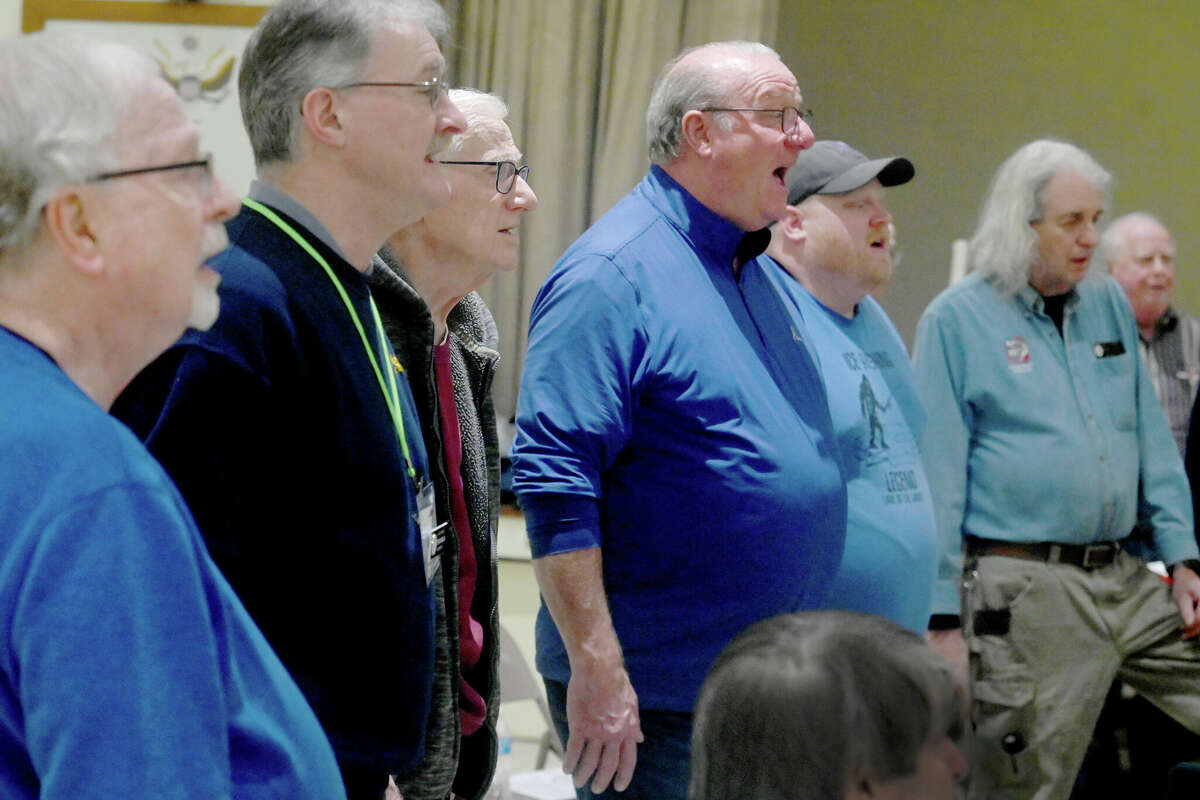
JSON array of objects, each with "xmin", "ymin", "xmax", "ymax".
[
  {"xmin": 698, "ymin": 106, "xmax": 814, "ymax": 135},
  {"xmin": 336, "ymin": 75, "xmax": 446, "ymax": 109},
  {"xmin": 88, "ymin": 154, "xmax": 213, "ymax": 192},
  {"xmin": 438, "ymin": 160, "xmax": 531, "ymax": 194}
]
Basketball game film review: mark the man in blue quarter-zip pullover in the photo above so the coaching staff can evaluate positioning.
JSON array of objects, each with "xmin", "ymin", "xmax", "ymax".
[
  {"xmin": 913, "ymin": 139, "xmax": 1200, "ymax": 800},
  {"xmin": 511, "ymin": 42, "xmax": 847, "ymax": 800},
  {"xmin": 112, "ymin": 2, "xmax": 467, "ymax": 797}
]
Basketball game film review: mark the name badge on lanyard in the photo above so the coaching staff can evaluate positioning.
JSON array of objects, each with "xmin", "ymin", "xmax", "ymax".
[{"xmin": 418, "ymin": 480, "xmax": 445, "ymax": 585}]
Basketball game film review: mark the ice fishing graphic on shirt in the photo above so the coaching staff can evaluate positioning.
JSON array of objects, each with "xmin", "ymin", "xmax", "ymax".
[{"xmin": 859, "ymin": 374, "xmax": 892, "ymax": 450}]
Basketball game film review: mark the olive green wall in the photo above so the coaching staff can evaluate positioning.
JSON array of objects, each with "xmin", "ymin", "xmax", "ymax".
[
  {"xmin": 776, "ymin": 0, "xmax": 1200, "ymax": 342},
  {"xmin": 7, "ymin": 0, "xmax": 1197, "ymax": 342}
]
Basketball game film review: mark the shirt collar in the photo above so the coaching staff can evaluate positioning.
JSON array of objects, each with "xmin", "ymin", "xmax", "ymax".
[
  {"xmin": 248, "ymin": 179, "xmax": 348, "ymax": 261},
  {"xmin": 1015, "ymin": 280, "xmax": 1081, "ymax": 314},
  {"xmin": 1150, "ymin": 307, "xmax": 1179, "ymax": 339},
  {"xmin": 642, "ymin": 165, "xmax": 770, "ymax": 268}
]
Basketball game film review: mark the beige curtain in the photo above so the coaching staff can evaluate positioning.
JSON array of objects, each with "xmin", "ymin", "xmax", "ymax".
[{"xmin": 449, "ymin": 0, "xmax": 778, "ymax": 435}]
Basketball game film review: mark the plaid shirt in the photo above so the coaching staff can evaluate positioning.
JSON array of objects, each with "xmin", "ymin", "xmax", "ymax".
[{"xmin": 1140, "ymin": 308, "xmax": 1200, "ymax": 455}]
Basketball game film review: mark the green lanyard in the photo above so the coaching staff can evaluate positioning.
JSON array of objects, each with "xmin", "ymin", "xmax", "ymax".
[{"xmin": 242, "ymin": 198, "xmax": 418, "ymax": 484}]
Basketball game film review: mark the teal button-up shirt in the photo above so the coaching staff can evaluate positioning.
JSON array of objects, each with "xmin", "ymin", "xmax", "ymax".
[{"xmin": 913, "ymin": 271, "xmax": 1197, "ymax": 615}]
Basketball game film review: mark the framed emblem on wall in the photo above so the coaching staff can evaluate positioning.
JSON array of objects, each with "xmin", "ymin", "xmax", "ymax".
[{"xmin": 23, "ymin": 1, "xmax": 270, "ymax": 196}]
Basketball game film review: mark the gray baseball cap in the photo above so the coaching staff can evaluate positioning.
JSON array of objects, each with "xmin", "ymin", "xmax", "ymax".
[{"xmin": 786, "ymin": 140, "xmax": 915, "ymax": 206}]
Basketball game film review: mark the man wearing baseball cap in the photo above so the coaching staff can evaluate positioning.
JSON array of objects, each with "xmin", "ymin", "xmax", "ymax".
[{"xmin": 762, "ymin": 141, "xmax": 940, "ymax": 637}]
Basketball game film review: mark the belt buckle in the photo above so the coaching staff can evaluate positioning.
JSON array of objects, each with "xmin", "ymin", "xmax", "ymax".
[{"xmin": 1081, "ymin": 543, "xmax": 1112, "ymax": 568}]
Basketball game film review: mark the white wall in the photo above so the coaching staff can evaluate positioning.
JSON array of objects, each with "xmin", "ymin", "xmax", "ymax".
[{"xmin": 2, "ymin": 0, "xmax": 20, "ymax": 38}]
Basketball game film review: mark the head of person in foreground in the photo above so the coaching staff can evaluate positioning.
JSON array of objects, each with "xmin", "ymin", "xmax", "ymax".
[{"xmin": 689, "ymin": 610, "xmax": 967, "ymax": 800}]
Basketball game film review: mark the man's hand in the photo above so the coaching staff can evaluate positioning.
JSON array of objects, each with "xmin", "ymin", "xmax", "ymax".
[
  {"xmin": 925, "ymin": 628, "xmax": 970, "ymax": 688},
  {"xmin": 563, "ymin": 660, "xmax": 643, "ymax": 793},
  {"xmin": 531, "ymin": 547, "xmax": 644, "ymax": 794},
  {"xmin": 1172, "ymin": 565, "xmax": 1200, "ymax": 639}
]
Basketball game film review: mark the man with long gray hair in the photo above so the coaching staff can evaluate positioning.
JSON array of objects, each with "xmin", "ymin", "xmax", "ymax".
[
  {"xmin": 113, "ymin": 1, "xmax": 467, "ymax": 796},
  {"xmin": 512, "ymin": 41, "xmax": 846, "ymax": 800},
  {"xmin": 0, "ymin": 31, "xmax": 344, "ymax": 798},
  {"xmin": 914, "ymin": 139, "xmax": 1200, "ymax": 799}
]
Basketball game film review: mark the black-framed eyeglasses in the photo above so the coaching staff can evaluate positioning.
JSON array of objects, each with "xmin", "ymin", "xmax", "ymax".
[
  {"xmin": 337, "ymin": 75, "xmax": 446, "ymax": 109},
  {"xmin": 698, "ymin": 106, "xmax": 814, "ymax": 135},
  {"xmin": 88, "ymin": 154, "xmax": 213, "ymax": 191},
  {"xmin": 438, "ymin": 160, "xmax": 531, "ymax": 194}
]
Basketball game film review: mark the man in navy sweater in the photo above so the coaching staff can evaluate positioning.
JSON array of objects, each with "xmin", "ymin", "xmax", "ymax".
[{"xmin": 114, "ymin": 2, "xmax": 466, "ymax": 797}]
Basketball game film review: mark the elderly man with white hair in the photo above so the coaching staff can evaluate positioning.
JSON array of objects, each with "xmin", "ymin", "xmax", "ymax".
[
  {"xmin": 370, "ymin": 87, "xmax": 538, "ymax": 800},
  {"xmin": 914, "ymin": 139, "xmax": 1200, "ymax": 800},
  {"xmin": 0, "ymin": 31, "xmax": 344, "ymax": 799},
  {"xmin": 1096, "ymin": 213, "xmax": 1198, "ymax": 454}
]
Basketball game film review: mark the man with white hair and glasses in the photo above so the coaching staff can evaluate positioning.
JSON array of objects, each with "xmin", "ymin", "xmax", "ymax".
[
  {"xmin": 370, "ymin": 87, "xmax": 538, "ymax": 800},
  {"xmin": 512, "ymin": 41, "xmax": 846, "ymax": 800},
  {"xmin": 914, "ymin": 139, "xmax": 1200, "ymax": 799},
  {"xmin": 114, "ymin": 1, "xmax": 467, "ymax": 796},
  {"xmin": 0, "ymin": 31, "xmax": 345, "ymax": 799}
]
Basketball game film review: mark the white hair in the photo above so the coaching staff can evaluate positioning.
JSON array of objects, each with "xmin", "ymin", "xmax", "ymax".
[
  {"xmin": 441, "ymin": 88, "xmax": 511, "ymax": 157},
  {"xmin": 0, "ymin": 32, "xmax": 159, "ymax": 257},
  {"xmin": 1094, "ymin": 211, "xmax": 1172, "ymax": 273}
]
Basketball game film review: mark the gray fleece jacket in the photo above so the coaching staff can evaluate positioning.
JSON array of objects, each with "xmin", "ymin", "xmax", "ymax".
[{"xmin": 370, "ymin": 248, "xmax": 502, "ymax": 800}]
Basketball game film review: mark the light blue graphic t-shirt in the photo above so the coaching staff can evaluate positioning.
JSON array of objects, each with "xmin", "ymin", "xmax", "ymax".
[{"xmin": 765, "ymin": 260, "xmax": 938, "ymax": 632}]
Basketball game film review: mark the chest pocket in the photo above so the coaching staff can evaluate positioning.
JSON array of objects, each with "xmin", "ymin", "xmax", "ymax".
[{"xmin": 1092, "ymin": 349, "xmax": 1136, "ymax": 431}]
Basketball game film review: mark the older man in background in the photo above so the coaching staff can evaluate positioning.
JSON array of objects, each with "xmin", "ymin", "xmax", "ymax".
[
  {"xmin": 1092, "ymin": 213, "xmax": 1200, "ymax": 796},
  {"xmin": 0, "ymin": 32, "xmax": 344, "ymax": 799},
  {"xmin": 762, "ymin": 140, "xmax": 937, "ymax": 637},
  {"xmin": 1096, "ymin": 213, "xmax": 1199, "ymax": 454},
  {"xmin": 512, "ymin": 41, "xmax": 845, "ymax": 800},
  {"xmin": 113, "ymin": 1, "xmax": 467, "ymax": 796},
  {"xmin": 914, "ymin": 139, "xmax": 1200, "ymax": 800},
  {"xmin": 371, "ymin": 88, "xmax": 538, "ymax": 800}
]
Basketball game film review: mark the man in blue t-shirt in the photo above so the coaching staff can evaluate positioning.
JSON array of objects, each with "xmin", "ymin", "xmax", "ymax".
[
  {"xmin": 0, "ymin": 32, "xmax": 343, "ymax": 799},
  {"xmin": 762, "ymin": 140, "xmax": 938, "ymax": 636}
]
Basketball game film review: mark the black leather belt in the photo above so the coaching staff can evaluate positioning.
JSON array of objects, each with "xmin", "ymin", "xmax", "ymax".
[{"xmin": 966, "ymin": 537, "xmax": 1122, "ymax": 569}]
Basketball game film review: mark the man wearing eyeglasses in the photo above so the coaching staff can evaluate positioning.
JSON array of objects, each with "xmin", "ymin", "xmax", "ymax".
[
  {"xmin": 113, "ymin": 1, "xmax": 467, "ymax": 798},
  {"xmin": 369, "ymin": 88, "xmax": 538, "ymax": 800},
  {"xmin": 0, "ymin": 32, "xmax": 346, "ymax": 799},
  {"xmin": 511, "ymin": 42, "xmax": 846, "ymax": 800}
]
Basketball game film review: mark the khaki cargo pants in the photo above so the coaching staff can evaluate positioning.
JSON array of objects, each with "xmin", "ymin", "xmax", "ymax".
[{"xmin": 964, "ymin": 549, "xmax": 1200, "ymax": 800}]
